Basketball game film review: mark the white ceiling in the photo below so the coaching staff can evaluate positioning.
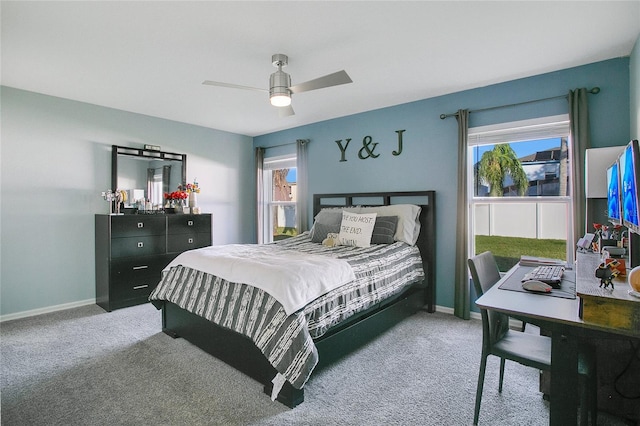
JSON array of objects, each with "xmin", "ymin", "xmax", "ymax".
[{"xmin": 2, "ymin": 1, "xmax": 639, "ymax": 137}]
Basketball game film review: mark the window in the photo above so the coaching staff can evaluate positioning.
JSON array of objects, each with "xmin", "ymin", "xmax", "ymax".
[
  {"xmin": 262, "ymin": 154, "xmax": 298, "ymax": 243},
  {"xmin": 468, "ymin": 115, "xmax": 573, "ymax": 271}
]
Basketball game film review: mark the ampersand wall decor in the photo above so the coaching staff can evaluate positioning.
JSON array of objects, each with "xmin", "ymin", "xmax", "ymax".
[{"xmin": 358, "ymin": 136, "xmax": 380, "ymax": 159}]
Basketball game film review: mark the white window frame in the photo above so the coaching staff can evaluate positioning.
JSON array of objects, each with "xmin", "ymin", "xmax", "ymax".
[
  {"xmin": 262, "ymin": 154, "xmax": 297, "ymax": 243},
  {"xmin": 467, "ymin": 114, "xmax": 575, "ymax": 265}
]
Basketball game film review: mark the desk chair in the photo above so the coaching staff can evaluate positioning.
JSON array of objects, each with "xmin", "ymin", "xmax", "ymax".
[{"xmin": 468, "ymin": 251, "xmax": 597, "ymax": 426}]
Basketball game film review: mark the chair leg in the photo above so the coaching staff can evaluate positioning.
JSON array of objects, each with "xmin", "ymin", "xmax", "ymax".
[
  {"xmin": 498, "ymin": 358, "xmax": 506, "ymax": 393},
  {"xmin": 474, "ymin": 354, "xmax": 489, "ymax": 425}
]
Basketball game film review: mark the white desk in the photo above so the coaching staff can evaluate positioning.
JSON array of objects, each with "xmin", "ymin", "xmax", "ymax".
[{"xmin": 476, "ymin": 261, "xmax": 640, "ymax": 425}]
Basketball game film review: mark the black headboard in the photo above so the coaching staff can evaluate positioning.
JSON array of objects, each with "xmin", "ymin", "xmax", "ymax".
[{"xmin": 313, "ymin": 191, "xmax": 436, "ymax": 312}]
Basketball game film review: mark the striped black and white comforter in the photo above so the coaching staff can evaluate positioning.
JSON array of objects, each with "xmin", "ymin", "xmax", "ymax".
[{"xmin": 149, "ymin": 232, "xmax": 424, "ymax": 390}]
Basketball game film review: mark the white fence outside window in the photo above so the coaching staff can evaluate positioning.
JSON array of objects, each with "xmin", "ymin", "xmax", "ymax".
[{"xmin": 474, "ymin": 202, "xmax": 568, "ymax": 240}]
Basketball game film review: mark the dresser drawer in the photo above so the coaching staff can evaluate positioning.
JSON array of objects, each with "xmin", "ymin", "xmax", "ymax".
[
  {"xmin": 167, "ymin": 233, "xmax": 211, "ymax": 253},
  {"xmin": 110, "ymin": 255, "xmax": 173, "ymax": 279},
  {"xmin": 111, "ymin": 215, "xmax": 166, "ymax": 238},
  {"xmin": 167, "ymin": 214, "xmax": 211, "ymax": 235},
  {"xmin": 110, "ymin": 276, "xmax": 158, "ymax": 302},
  {"xmin": 111, "ymin": 235, "xmax": 166, "ymax": 258}
]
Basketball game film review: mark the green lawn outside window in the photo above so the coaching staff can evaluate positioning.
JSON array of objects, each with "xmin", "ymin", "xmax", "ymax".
[{"xmin": 475, "ymin": 235, "xmax": 566, "ymax": 272}]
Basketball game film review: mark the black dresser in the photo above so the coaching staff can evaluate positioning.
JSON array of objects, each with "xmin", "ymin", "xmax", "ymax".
[{"xmin": 95, "ymin": 213, "xmax": 212, "ymax": 311}]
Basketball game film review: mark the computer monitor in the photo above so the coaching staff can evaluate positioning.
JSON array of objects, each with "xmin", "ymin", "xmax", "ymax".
[
  {"xmin": 620, "ymin": 140, "xmax": 640, "ymax": 234},
  {"xmin": 606, "ymin": 159, "xmax": 622, "ymax": 225}
]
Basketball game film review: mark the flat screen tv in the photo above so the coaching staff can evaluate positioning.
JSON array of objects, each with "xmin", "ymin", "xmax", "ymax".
[
  {"xmin": 620, "ymin": 140, "xmax": 640, "ymax": 234},
  {"xmin": 607, "ymin": 160, "xmax": 622, "ymax": 225}
]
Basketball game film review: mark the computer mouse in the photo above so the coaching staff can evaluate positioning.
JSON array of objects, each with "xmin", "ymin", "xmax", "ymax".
[{"xmin": 522, "ymin": 280, "xmax": 553, "ymax": 293}]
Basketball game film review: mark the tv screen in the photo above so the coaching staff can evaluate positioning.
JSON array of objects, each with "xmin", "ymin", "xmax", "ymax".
[
  {"xmin": 620, "ymin": 140, "xmax": 640, "ymax": 234},
  {"xmin": 607, "ymin": 160, "xmax": 622, "ymax": 224}
]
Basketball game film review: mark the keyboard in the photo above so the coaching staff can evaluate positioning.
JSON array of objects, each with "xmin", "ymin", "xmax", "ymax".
[{"xmin": 522, "ymin": 265, "xmax": 565, "ymax": 288}]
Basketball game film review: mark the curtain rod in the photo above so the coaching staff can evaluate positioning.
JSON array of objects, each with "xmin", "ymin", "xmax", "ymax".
[
  {"xmin": 257, "ymin": 139, "xmax": 310, "ymax": 150},
  {"xmin": 439, "ymin": 87, "xmax": 600, "ymax": 120}
]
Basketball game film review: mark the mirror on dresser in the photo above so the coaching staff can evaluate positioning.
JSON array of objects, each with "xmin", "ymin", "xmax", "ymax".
[{"xmin": 112, "ymin": 145, "xmax": 187, "ymax": 210}]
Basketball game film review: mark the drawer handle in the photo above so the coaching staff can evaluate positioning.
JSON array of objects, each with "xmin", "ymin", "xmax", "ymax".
[
  {"xmin": 133, "ymin": 284, "xmax": 149, "ymax": 290},
  {"xmin": 137, "ymin": 222, "xmax": 144, "ymax": 228},
  {"xmin": 188, "ymin": 238, "xmax": 194, "ymax": 244},
  {"xmin": 137, "ymin": 242, "xmax": 144, "ymax": 248},
  {"xmin": 132, "ymin": 265, "xmax": 149, "ymax": 270},
  {"xmin": 187, "ymin": 220, "xmax": 194, "ymax": 226}
]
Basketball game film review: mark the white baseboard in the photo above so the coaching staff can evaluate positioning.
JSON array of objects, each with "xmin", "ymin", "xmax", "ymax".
[
  {"xmin": 434, "ymin": 305, "xmax": 523, "ymax": 328},
  {"xmin": 434, "ymin": 304, "xmax": 480, "ymax": 320},
  {"xmin": 434, "ymin": 304, "xmax": 454, "ymax": 315},
  {"xmin": 0, "ymin": 299, "xmax": 96, "ymax": 323}
]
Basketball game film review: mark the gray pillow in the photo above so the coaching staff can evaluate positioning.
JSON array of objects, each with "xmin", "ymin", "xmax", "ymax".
[
  {"xmin": 371, "ymin": 216, "xmax": 399, "ymax": 244},
  {"xmin": 311, "ymin": 222, "xmax": 341, "ymax": 243},
  {"xmin": 310, "ymin": 210, "xmax": 343, "ymax": 242}
]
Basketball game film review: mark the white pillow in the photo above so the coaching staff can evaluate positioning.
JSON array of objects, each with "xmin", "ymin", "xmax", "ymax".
[
  {"xmin": 338, "ymin": 211, "xmax": 378, "ymax": 248},
  {"xmin": 355, "ymin": 204, "xmax": 421, "ymax": 245}
]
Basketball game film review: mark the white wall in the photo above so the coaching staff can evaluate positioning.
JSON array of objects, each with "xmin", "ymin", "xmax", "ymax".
[{"xmin": 0, "ymin": 87, "xmax": 255, "ymax": 318}]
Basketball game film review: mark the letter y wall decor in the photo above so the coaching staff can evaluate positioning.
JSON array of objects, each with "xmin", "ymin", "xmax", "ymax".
[{"xmin": 334, "ymin": 130, "xmax": 406, "ymax": 162}]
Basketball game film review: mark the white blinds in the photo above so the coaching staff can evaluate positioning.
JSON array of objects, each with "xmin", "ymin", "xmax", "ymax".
[
  {"xmin": 468, "ymin": 114, "xmax": 570, "ymax": 146},
  {"xmin": 263, "ymin": 154, "xmax": 296, "ymax": 170}
]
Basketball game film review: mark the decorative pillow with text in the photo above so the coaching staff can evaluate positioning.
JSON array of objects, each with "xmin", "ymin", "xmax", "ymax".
[{"xmin": 338, "ymin": 211, "xmax": 378, "ymax": 248}]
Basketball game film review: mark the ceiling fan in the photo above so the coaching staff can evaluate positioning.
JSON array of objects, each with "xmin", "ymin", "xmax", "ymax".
[{"xmin": 202, "ymin": 54, "xmax": 353, "ymax": 117}]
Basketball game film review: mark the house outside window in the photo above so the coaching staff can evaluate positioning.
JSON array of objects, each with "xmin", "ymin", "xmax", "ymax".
[
  {"xmin": 262, "ymin": 154, "xmax": 298, "ymax": 243},
  {"xmin": 468, "ymin": 115, "xmax": 573, "ymax": 272}
]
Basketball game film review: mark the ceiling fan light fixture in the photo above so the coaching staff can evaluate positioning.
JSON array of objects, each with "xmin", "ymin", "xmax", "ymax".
[
  {"xmin": 270, "ymin": 94, "xmax": 291, "ymax": 107},
  {"xmin": 203, "ymin": 53, "xmax": 351, "ymax": 116},
  {"xmin": 269, "ymin": 67, "xmax": 292, "ymax": 107}
]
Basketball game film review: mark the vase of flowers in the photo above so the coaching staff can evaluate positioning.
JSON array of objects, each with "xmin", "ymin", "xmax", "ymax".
[
  {"xmin": 164, "ymin": 190, "xmax": 188, "ymax": 213},
  {"xmin": 179, "ymin": 179, "xmax": 201, "ymax": 208}
]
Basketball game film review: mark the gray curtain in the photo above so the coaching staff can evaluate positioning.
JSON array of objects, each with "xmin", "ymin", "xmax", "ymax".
[
  {"xmin": 255, "ymin": 147, "xmax": 265, "ymax": 244},
  {"xmin": 147, "ymin": 168, "xmax": 155, "ymax": 205},
  {"xmin": 162, "ymin": 165, "xmax": 171, "ymax": 195},
  {"xmin": 296, "ymin": 139, "xmax": 309, "ymax": 233},
  {"xmin": 568, "ymin": 88, "xmax": 591, "ymax": 243},
  {"xmin": 454, "ymin": 109, "xmax": 471, "ymax": 320}
]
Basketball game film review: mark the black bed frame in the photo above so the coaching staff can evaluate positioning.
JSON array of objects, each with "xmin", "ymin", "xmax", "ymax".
[{"xmin": 161, "ymin": 190, "xmax": 436, "ymax": 407}]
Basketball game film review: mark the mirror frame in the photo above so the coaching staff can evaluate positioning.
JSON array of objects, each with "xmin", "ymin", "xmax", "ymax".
[{"xmin": 111, "ymin": 144, "xmax": 187, "ymax": 196}]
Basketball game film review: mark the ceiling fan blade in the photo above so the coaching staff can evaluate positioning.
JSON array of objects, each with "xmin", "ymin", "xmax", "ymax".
[
  {"xmin": 289, "ymin": 70, "xmax": 352, "ymax": 94},
  {"xmin": 278, "ymin": 105, "xmax": 295, "ymax": 117},
  {"xmin": 202, "ymin": 80, "xmax": 268, "ymax": 93}
]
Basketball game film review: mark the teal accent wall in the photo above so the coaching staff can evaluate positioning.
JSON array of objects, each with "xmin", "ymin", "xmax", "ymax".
[
  {"xmin": 0, "ymin": 87, "xmax": 255, "ymax": 318},
  {"xmin": 254, "ymin": 58, "xmax": 632, "ymax": 310}
]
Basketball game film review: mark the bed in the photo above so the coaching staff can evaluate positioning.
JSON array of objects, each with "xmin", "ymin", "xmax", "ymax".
[{"xmin": 150, "ymin": 190, "xmax": 436, "ymax": 407}]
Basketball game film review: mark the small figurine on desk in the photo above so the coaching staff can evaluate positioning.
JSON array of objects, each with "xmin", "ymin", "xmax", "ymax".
[{"xmin": 595, "ymin": 260, "xmax": 620, "ymax": 289}]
